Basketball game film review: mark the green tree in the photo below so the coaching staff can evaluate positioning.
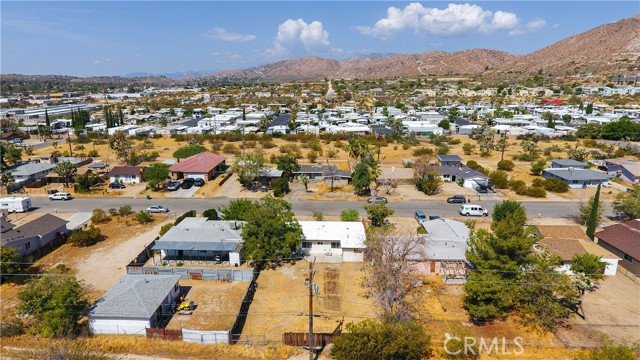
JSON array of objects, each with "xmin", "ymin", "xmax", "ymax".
[
  {"xmin": 613, "ymin": 184, "xmax": 640, "ymax": 219},
  {"xmin": 1, "ymin": 170, "xmax": 16, "ymax": 192},
  {"xmin": 351, "ymin": 161, "xmax": 373, "ymax": 196},
  {"xmin": 571, "ymin": 253, "xmax": 606, "ymax": 281},
  {"xmin": 311, "ymin": 210, "xmax": 324, "ymax": 221},
  {"xmin": 462, "ymin": 142, "xmax": 476, "ymax": 155},
  {"xmin": 299, "ymin": 174, "xmax": 309, "ymax": 192},
  {"xmin": 202, "ymin": 208, "xmax": 219, "ymax": 220},
  {"xmin": 159, "ymin": 223, "xmax": 174, "ymax": 236},
  {"xmin": 0, "ymin": 142, "xmax": 23, "ymax": 168},
  {"xmin": 143, "ymin": 163, "xmax": 169, "ymax": 191},
  {"xmin": 232, "ymin": 151, "xmax": 265, "ymax": 187},
  {"xmin": 271, "ymin": 177, "xmax": 290, "ymax": 197},
  {"xmin": 118, "ymin": 205, "xmax": 133, "ymax": 217},
  {"xmin": 53, "ymin": 161, "xmax": 77, "ymax": 187},
  {"xmin": 585, "ymin": 102, "xmax": 593, "ymax": 115},
  {"xmin": 135, "ymin": 211, "xmax": 154, "ymax": 224},
  {"xmin": 364, "ymin": 203, "xmax": 394, "ymax": 227},
  {"xmin": 346, "ymin": 138, "xmax": 371, "ymax": 160},
  {"xmin": 530, "ymin": 158, "xmax": 547, "ymax": 175},
  {"xmin": 438, "ymin": 119, "xmax": 450, "ymax": 130},
  {"xmin": 174, "ymin": 210, "xmax": 196, "ymax": 225},
  {"xmin": 17, "ymin": 274, "xmax": 89, "ymax": 337},
  {"xmin": 108, "ymin": 131, "xmax": 134, "ymax": 164},
  {"xmin": 91, "ymin": 208, "xmax": 109, "ymax": 224},
  {"xmin": 172, "ymin": 144, "xmax": 207, "ymax": 159},
  {"xmin": 273, "ymin": 154, "xmax": 300, "ymax": 178},
  {"xmin": 340, "ymin": 209, "xmax": 360, "ymax": 222},
  {"xmin": 585, "ymin": 183, "xmax": 601, "ymax": 240},
  {"xmin": 569, "ymin": 148, "xmax": 590, "ymax": 162},
  {"xmin": 331, "ymin": 317, "xmax": 431, "ymax": 360},
  {"xmin": 489, "ymin": 170, "xmax": 509, "ymax": 189},
  {"xmin": 240, "ymin": 196, "xmax": 302, "ymax": 262},
  {"xmin": 0, "ymin": 246, "xmax": 27, "ymax": 283},
  {"xmin": 578, "ymin": 195, "xmax": 604, "ymax": 226},
  {"xmin": 68, "ymin": 226, "xmax": 105, "ymax": 247},
  {"xmin": 219, "ymin": 199, "xmax": 255, "ymax": 221},
  {"xmin": 413, "ymin": 156, "xmax": 441, "ymax": 195}
]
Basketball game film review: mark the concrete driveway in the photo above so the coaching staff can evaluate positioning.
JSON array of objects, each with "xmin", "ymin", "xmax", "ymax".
[{"xmin": 165, "ymin": 185, "xmax": 200, "ymax": 198}]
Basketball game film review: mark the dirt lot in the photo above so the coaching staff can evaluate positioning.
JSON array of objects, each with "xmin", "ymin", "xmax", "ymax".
[
  {"xmin": 555, "ymin": 272, "xmax": 640, "ymax": 347},
  {"xmin": 242, "ymin": 261, "xmax": 378, "ymax": 344},
  {"xmin": 165, "ymin": 280, "xmax": 248, "ymax": 331}
]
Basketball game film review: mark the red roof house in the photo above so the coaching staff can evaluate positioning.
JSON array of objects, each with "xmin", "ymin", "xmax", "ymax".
[
  {"xmin": 594, "ymin": 219, "xmax": 640, "ymax": 275},
  {"xmin": 169, "ymin": 152, "xmax": 226, "ymax": 181}
]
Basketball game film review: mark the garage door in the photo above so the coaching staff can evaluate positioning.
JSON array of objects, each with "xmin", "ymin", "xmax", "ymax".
[
  {"xmin": 342, "ymin": 249, "xmax": 363, "ymax": 262},
  {"xmin": 186, "ymin": 174, "xmax": 206, "ymax": 180}
]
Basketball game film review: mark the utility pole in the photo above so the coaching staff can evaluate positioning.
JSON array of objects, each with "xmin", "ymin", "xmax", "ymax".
[
  {"xmin": 308, "ymin": 257, "xmax": 315, "ymax": 360},
  {"xmin": 67, "ymin": 131, "xmax": 73, "ymax": 157}
]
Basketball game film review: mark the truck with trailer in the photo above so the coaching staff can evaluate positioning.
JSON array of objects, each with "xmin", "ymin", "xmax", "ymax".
[{"xmin": 0, "ymin": 197, "xmax": 32, "ymax": 213}]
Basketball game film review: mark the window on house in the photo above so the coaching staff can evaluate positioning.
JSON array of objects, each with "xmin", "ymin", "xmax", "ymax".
[
  {"xmin": 624, "ymin": 253, "xmax": 633, "ymax": 263},
  {"xmin": 25, "ymin": 242, "xmax": 31, "ymax": 250},
  {"xmin": 331, "ymin": 242, "xmax": 340, "ymax": 249},
  {"xmin": 317, "ymin": 242, "xmax": 323, "ymax": 246},
  {"xmin": 302, "ymin": 242, "xmax": 311, "ymax": 249}
]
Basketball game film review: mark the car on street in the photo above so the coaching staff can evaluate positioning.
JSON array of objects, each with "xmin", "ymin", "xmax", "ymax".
[
  {"xmin": 109, "ymin": 182, "xmax": 126, "ymax": 189},
  {"xmin": 367, "ymin": 196, "xmax": 388, "ymax": 204},
  {"xmin": 146, "ymin": 205, "xmax": 169, "ymax": 213},
  {"xmin": 9, "ymin": 138, "xmax": 23, "ymax": 144},
  {"xmin": 414, "ymin": 210, "xmax": 427, "ymax": 222},
  {"xmin": 165, "ymin": 181, "xmax": 180, "ymax": 191},
  {"xmin": 459, "ymin": 204, "xmax": 489, "ymax": 217},
  {"xmin": 447, "ymin": 195, "xmax": 466, "ymax": 204},
  {"xmin": 49, "ymin": 192, "xmax": 73, "ymax": 201},
  {"xmin": 193, "ymin": 178, "xmax": 205, "ymax": 187}
]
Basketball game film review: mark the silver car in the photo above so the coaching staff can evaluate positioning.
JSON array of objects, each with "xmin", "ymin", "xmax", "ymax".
[{"xmin": 146, "ymin": 205, "xmax": 169, "ymax": 213}]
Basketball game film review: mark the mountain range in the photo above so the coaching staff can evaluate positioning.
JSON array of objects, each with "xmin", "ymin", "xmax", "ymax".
[{"xmin": 2, "ymin": 14, "xmax": 639, "ymax": 85}]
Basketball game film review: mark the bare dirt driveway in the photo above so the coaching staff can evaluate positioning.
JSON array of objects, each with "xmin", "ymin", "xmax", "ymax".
[{"xmin": 76, "ymin": 220, "xmax": 170, "ymax": 292}]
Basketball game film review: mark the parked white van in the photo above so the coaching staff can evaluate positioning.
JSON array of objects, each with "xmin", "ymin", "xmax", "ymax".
[{"xmin": 459, "ymin": 204, "xmax": 488, "ymax": 217}]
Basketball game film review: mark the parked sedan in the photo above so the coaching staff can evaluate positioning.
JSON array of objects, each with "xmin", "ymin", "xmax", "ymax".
[
  {"xmin": 447, "ymin": 195, "xmax": 467, "ymax": 204},
  {"xmin": 193, "ymin": 178, "xmax": 205, "ymax": 187},
  {"xmin": 180, "ymin": 179, "xmax": 194, "ymax": 189},
  {"xmin": 146, "ymin": 205, "xmax": 169, "ymax": 213},
  {"xmin": 367, "ymin": 196, "xmax": 388, "ymax": 204},
  {"xmin": 165, "ymin": 181, "xmax": 180, "ymax": 191},
  {"xmin": 109, "ymin": 182, "xmax": 126, "ymax": 189}
]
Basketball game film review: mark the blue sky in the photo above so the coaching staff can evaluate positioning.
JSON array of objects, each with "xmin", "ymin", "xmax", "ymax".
[{"xmin": 1, "ymin": 1, "xmax": 638, "ymax": 77}]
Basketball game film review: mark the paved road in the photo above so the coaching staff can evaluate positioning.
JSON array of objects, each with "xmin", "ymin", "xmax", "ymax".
[{"xmin": 35, "ymin": 197, "xmax": 588, "ymax": 219}]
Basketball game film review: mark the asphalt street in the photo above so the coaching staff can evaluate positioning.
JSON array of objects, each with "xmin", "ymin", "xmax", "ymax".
[{"xmin": 33, "ymin": 197, "xmax": 590, "ymax": 219}]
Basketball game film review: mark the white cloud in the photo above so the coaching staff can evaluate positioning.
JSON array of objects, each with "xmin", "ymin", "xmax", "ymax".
[
  {"xmin": 265, "ymin": 18, "xmax": 335, "ymax": 57},
  {"xmin": 509, "ymin": 18, "xmax": 547, "ymax": 36},
  {"xmin": 206, "ymin": 27, "xmax": 256, "ymax": 42},
  {"xmin": 357, "ymin": 2, "xmax": 521, "ymax": 40},
  {"xmin": 553, "ymin": 23, "xmax": 560, "ymax": 29}
]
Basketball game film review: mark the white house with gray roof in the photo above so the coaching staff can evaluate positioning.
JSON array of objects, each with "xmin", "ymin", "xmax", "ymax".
[
  {"xmin": 7, "ymin": 162, "xmax": 55, "ymax": 183},
  {"xmin": 299, "ymin": 221, "xmax": 366, "ymax": 262},
  {"xmin": 413, "ymin": 218, "xmax": 470, "ymax": 283},
  {"xmin": 89, "ymin": 275, "xmax": 181, "ymax": 335},
  {"xmin": 152, "ymin": 218, "xmax": 244, "ymax": 266},
  {"xmin": 542, "ymin": 168, "xmax": 609, "ymax": 188}
]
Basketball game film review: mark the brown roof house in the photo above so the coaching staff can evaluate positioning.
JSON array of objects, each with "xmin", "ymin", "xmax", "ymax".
[
  {"xmin": 594, "ymin": 219, "xmax": 640, "ymax": 276},
  {"xmin": 1, "ymin": 214, "xmax": 68, "ymax": 256},
  {"xmin": 109, "ymin": 166, "xmax": 145, "ymax": 184},
  {"xmin": 535, "ymin": 225, "xmax": 620, "ymax": 276},
  {"xmin": 169, "ymin": 152, "xmax": 226, "ymax": 181}
]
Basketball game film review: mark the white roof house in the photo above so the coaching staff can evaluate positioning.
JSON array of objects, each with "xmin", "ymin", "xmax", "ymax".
[
  {"xmin": 299, "ymin": 221, "xmax": 366, "ymax": 262},
  {"xmin": 89, "ymin": 275, "xmax": 182, "ymax": 335},
  {"xmin": 414, "ymin": 218, "xmax": 471, "ymax": 283}
]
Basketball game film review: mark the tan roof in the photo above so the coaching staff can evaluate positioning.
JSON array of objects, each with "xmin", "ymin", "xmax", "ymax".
[
  {"xmin": 537, "ymin": 225, "xmax": 620, "ymax": 261},
  {"xmin": 536, "ymin": 225, "xmax": 590, "ymax": 241},
  {"xmin": 539, "ymin": 238, "xmax": 587, "ymax": 261}
]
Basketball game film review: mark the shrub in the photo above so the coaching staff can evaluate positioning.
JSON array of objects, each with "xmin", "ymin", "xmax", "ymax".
[
  {"xmin": 436, "ymin": 144, "xmax": 450, "ymax": 155},
  {"xmin": 312, "ymin": 210, "xmax": 324, "ymax": 221},
  {"xmin": 489, "ymin": 170, "xmax": 509, "ymax": 189},
  {"xmin": 175, "ymin": 210, "xmax": 196, "ymax": 225},
  {"xmin": 402, "ymin": 143, "xmax": 411, "ymax": 150},
  {"xmin": 107, "ymin": 208, "xmax": 118, "ymax": 216},
  {"xmin": 327, "ymin": 149, "xmax": 338, "ymax": 158},
  {"xmin": 412, "ymin": 147, "xmax": 434, "ymax": 157},
  {"xmin": 202, "ymin": 208, "xmax": 219, "ymax": 220},
  {"xmin": 272, "ymin": 177, "xmax": 290, "ymax": 197},
  {"xmin": 261, "ymin": 140, "xmax": 276, "ymax": 149},
  {"xmin": 497, "ymin": 160, "xmax": 515, "ymax": 171},
  {"xmin": 91, "ymin": 209, "xmax": 109, "ymax": 224},
  {"xmin": 222, "ymin": 143, "xmax": 240, "ymax": 155},
  {"xmin": 544, "ymin": 178, "xmax": 570, "ymax": 193},
  {"xmin": 279, "ymin": 144, "xmax": 302, "ymax": 157},
  {"xmin": 447, "ymin": 138, "xmax": 461, "ymax": 145},
  {"xmin": 532, "ymin": 178, "xmax": 545, "ymax": 187},
  {"xmin": 87, "ymin": 150, "xmax": 99, "ymax": 157},
  {"xmin": 210, "ymin": 141, "xmax": 223, "ymax": 152},
  {"xmin": 466, "ymin": 160, "xmax": 489, "ymax": 175},
  {"xmin": 135, "ymin": 211, "xmax": 154, "ymax": 224},
  {"xmin": 118, "ymin": 205, "xmax": 133, "ymax": 217},
  {"xmin": 68, "ymin": 226, "xmax": 105, "ymax": 247},
  {"xmin": 340, "ymin": 209, "xmax": 360, "ymax": 222},
  {"xmin": 307, "ymin": 150, "xmax": 318, "ymax": 163},
  {"xmin": 509, "ymin": 179, "xmax": 527, "ymax": 192},
  {"xmin": 462, "ymin": 142, "xmax": 476, "ymax": 155},
  {"xmin": 525, "ymin": 186, "xmax": 547, "ymax": 198},
  {"xmin": 159, "ymin": 223, "xmax": 174, "ymax": 237}
]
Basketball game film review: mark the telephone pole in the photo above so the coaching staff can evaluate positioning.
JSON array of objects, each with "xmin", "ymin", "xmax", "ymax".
[{"xmin": 308, "ymin": 257, "xmax": 315, "ymax": 360}]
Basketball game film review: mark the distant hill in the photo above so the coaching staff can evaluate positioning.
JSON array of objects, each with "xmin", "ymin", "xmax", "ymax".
[
  {"xmin": 501, "ymin": 14, "xmax": 640, "ymax": 75},
  {"xmin": 124, "ymin": 70, "xmax": 213, "ymax": 80}
]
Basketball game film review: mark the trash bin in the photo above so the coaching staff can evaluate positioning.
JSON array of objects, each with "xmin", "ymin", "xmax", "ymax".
[{"xmin": 146, "ymin": 195, "xmax": 151, "ymax": 200}]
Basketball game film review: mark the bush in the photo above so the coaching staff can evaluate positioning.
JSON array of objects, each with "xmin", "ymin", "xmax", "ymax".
[
  {"xmin": 340, "ymin": 209, "xmax": 360, "ymax": 222},
  {"xmin": 68, "ymin": 226, "xmax": 105, "ymax": 247},
  {"xmin": 272, "ymin": 177, "xmax": 290, "ymax": 197},
  {"xmin": 412, "ymin": 147, "xmax": 434, "ymax": 157},
  {"xmin": 175, "ymin": 210, "xmax": 196, "ymax": 225},
  {"xmin": 466, "ymin": 160, "xmax": 489, "ymax": 175},
  {"xmin": 87, "ymin": 150, "xmax": 99, "ymax": 157},
  {"xmin": 525, "ymin": 186, "xmax": 547, "ymax": 198},
  {"xmin": 307, "ymin": 150, "xmax": 318, "ymax": 163},
  {"xmin": 118, "ymin": 205, "xmax": 133, "ymax": 217},
  {"xmin": 497, "ymin": 160, "xmax": 515, "ymax": 171},
  {"xmin": 222, "ymin": 143, "xmax": 240, "ymax": 155},
  {"xmin": 159, "ymin": 223, "xmax": 174, "ymax": 237},
  {"xmin": 261, "ymin": 140, "xmax": 276, "ymax": 149},
  {"xmin": 135, "ymin": 211, "xmax": 154, "ymax": 224},
  {"xmin": 202, "ymin": 208, "xmax": 219, "ymax": 220},
  {"xmin": 544, "ymin": 178, "xmax": 569, "ymax": 193},
  {"xmin": 489, "ymin": 170, "xmax": 509, "ymax": 189},
  {"xmin": 532, "ymin": 178, "xmax": 545, "ymax": 187},
  {"xmin": 509, "ymin": 179, "xmax": 527, "ymax": 193},
  {"xmin": 91, "ymin": 209, "xmax": 109, "ymax": 224},
  {"xmin": 107, "ymin": 208, "xmax": 118, "ymax": 216},
  {"xmin": 436, "ymin": 144, "xmax": 450, "ymax": 155}
]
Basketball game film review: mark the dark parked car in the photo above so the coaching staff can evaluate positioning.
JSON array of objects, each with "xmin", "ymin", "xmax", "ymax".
[
  {"xmin": 109, "ymin": 182, "xmax": 126, "ymax": 189},
  {"xmin": 180, "ymin": 178, "xmax": 194, "ymax": 189},
  {"xmin": 447, "ymin": 195, "xmax": 466, "ymax": 204},
  {"xmin": 165, "ymin": 181, "xmax": 180, "ymax": 191},
  {"xmin": 367, "ymin": 196, "xmax": 388, "ymax": 204},
  {"xmin": 476, "ymin": 186, "xmax": 489, "ymax": 194},
  {"xmin": 193, "ymin": 178, "xmax": 205, "ymax": 187}
]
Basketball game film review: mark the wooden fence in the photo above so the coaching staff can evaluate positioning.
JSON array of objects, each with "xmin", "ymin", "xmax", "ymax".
[
  {"xmin": 282, "ymin": 332, "xmax": 341, "ymax": 347},
  {"xmin": 145, "ymin": 328, "xmax": 182, "ymax": 340}
]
